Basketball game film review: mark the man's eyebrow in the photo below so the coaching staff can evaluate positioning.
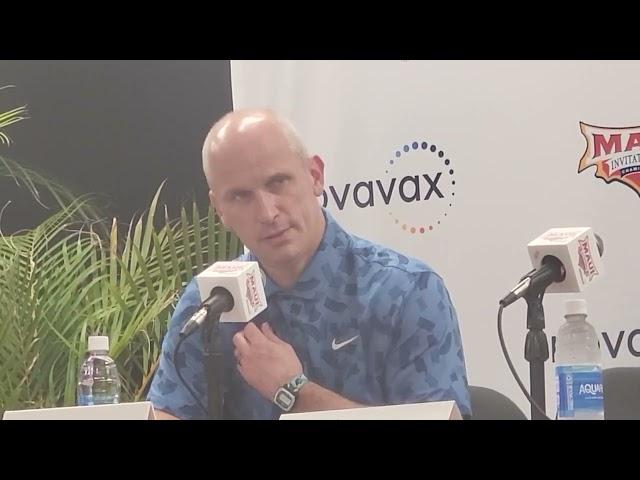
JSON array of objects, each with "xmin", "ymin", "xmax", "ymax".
[
  {"xmin": 225, "ymin": 187, "xmax": 251, "ymax": 198},
  {"xmin": 266, "ymin": 173, "xmax": 292, "ymax": 185}
]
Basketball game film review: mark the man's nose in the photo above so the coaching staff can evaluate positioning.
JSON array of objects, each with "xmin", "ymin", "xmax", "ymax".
[{"xmin": 255, "ymin": 191, "xmax": 279, "ymax": 224}]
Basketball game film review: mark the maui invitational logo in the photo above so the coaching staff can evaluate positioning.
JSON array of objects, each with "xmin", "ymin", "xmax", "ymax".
[
  {"xmin": 578, "ymin": 122, "xmax": 640, "ymax": 197},
  {"xmin": 577, "ymin": 238, "xmax": 598, "ymax": 283},
  {"xmin": 321, "ymin": 139, "xmax": 456, "ymax": 235},
  {"xmin": 244, "ymin": 271, "xmax": 261, "ymax": 314}
]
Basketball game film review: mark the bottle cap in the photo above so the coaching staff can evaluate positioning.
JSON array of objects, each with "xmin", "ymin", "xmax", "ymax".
[
  {"xmin": 88, "ymin": 336, "xmax": 110, "ymax": 352},
  {"xmin": 565, "ymin": 299, "xmax": 588, "ymax": 316}
]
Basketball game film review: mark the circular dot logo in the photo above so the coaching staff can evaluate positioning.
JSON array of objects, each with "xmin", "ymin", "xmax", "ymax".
[{"xmin": 385, "ymin": 139, "xmax": 456, "ymax": 235}]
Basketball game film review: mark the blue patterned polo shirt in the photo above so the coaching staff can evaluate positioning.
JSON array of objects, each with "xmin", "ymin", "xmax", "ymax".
[{"xmin": 148, "ymin": 209, "xmax": 471, "ymax": 419}]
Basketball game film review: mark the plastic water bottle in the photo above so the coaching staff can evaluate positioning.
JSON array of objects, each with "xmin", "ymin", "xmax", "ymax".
[
  {"xmin": 77, "ymin": 336, "xmax": 121, "ymax": 406},
  {"xmin": 555, "ymin": 299, "xmax": 604, "ymax": 420}
]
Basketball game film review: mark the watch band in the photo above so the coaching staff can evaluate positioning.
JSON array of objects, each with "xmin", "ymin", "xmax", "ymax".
[{"xmin": 285, "ymin": 372, "xmax": 309, "ymax": 395}]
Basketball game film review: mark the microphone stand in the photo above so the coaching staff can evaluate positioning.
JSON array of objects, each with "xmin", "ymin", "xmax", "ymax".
[
  {"xmin": 523, "ymin": 283, "xmax": 550, "ymax": 420},
  {"xmin": 202, "ymin": 307, "xmax": 224, "ymax": 420}
]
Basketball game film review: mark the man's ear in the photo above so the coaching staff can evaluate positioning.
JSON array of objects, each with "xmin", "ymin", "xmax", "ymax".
[
  {"xmin": 309, "ymin": 155, "xmax": 325, "ymax": 196},
  {"xmin": 209, "ymin": 190, "xmax": 226, "ymax": 225}
]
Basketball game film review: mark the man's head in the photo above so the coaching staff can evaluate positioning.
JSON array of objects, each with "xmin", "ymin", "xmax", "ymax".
[{"xmin": 202, "ymin": 109, "xmax": 326, "ymax": 273}]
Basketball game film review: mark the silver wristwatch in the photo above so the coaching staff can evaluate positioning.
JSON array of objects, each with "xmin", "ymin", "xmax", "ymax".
[{"xmin": 273, "ymin": 373, "xmax": 309, "ymax": 412}]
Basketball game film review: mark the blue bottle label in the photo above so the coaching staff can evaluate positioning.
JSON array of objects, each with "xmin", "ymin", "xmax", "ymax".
[
  {"xmin": 78, "ymin": 393, "xmax": 94, "ymax": 406},
  {"xmin": 556, "ymin": 365, "xmax": 603, "ymax": 418}
]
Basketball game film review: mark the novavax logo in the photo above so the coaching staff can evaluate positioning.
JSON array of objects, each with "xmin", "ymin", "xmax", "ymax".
[{"xmin": 321, "ymin": 139, "xmax": 456, "ymax": 235}]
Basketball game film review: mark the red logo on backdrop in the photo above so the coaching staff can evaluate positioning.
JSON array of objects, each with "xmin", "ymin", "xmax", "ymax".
[{"xmin": 578, "ymin": 122, "xmax": 640, "ymax": 197}]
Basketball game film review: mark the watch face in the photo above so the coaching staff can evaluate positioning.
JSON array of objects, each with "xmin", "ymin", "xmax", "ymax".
[{"xmin": 274, "ymin": 388, "xmax": 295, "ymax": 411}]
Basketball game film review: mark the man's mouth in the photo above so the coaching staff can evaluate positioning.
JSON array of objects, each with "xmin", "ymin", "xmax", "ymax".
[{"xmin": 263, "ymin": 228, "xmax": 290, "ymax": 241}]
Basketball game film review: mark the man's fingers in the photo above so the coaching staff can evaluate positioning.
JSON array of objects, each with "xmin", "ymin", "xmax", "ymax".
[
  {"xmin": 232, "ymin": 331, "xmax": 250, "ymax": 355},
  {"xmin": 261, "ymin": 322, "xmax": 286, "ymax": 345},
  {"xmin": 243, "ymin": 321, "xmax": 267, "ymax": 345}
]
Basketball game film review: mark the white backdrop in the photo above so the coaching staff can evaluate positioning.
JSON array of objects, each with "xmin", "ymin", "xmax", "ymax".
[{"xmin": 230, "ymin": 60, "xmax": 640, "ymax": 418}]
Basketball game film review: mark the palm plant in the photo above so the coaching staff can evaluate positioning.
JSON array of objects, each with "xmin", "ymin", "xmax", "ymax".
[
  {"xmin": 0, "ymin": 89, "xmax": 243, "ymax": 413},
  {"xmin": 0, "ymin": 176, "xmax": 243, "ymax": 414}
]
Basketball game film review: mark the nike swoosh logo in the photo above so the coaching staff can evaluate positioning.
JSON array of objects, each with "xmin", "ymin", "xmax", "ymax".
[{"xmin": 331, "ymin": 335, "xmax": 359, "ymax": 350}]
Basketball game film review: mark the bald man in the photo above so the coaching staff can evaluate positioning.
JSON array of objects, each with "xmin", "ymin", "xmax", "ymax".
[{"xmin": 147, "ymin": 109, "xmax": 472, "ymax": 420}]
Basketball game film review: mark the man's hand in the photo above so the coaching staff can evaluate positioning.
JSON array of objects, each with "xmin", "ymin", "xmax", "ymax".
[{"xmin": 233, "ymin": 322, "xmax": 303, "ymax": 401}]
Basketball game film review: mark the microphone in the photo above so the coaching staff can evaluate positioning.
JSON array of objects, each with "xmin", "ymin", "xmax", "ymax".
[
  {"xmin": 500, "ymin": 228, "xmax": 605, "ymax": 308},
  {"xmin": 179, "ymin": 261, "xmax": 268, "ymax": 337}
]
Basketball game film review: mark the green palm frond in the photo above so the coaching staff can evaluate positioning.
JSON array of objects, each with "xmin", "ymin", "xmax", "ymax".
[{"xmin": 0, "ymin": 198, "xmax": 104, "ymax": 410}]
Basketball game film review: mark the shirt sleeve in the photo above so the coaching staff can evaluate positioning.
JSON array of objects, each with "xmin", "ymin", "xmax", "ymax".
[
  {"xmin": 383, "ymin": 270, "xmax": 472, "ymax": 418},
  {"xmin": 147, "ymin": 278, "xmax": 209, "ymax": 419}
]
